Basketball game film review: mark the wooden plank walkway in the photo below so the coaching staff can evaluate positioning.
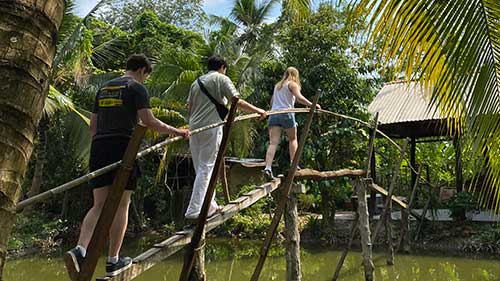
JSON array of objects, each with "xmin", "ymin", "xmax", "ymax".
[{"xmin": 96, "ymin": 179, "xmax": 281, "ymax": 281}]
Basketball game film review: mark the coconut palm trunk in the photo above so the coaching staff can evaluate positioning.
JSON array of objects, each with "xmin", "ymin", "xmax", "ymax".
[{"xmin": 0, "ymin": 0, "xmax": 65, "ymax": 278}]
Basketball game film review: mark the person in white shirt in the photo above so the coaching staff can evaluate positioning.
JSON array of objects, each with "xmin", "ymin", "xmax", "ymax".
[
  {"xmin": 263, "ymin": 67, "xmax": 321, "ymax": 179},
  {"xmin": 185, "ymin": 55, "xmax": 267, "ymax": 219}
]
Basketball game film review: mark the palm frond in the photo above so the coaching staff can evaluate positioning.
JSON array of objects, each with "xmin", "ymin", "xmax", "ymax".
[
  {"xmin": 91, "ymin": 35, "xmax": 128, "ymax": 70},
  {"xmin": 53, "ymin": 0, "xmax": 115, "ymax": 71},
  {"xmin": 63, "ymin": 108, "xmax": 92, "ymax": 166},
  {"xmin": 45, "ymin": 86, "xmax": 90, "ymax": 125},
  {"xmin": 283, "ymin": 0, "xmax": 312, "ymax": 22},
  {"xmin": 355, "ymin": 0, "xmax": 500, "ymax": 211}
]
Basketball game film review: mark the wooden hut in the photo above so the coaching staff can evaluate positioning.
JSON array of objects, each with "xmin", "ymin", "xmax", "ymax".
[{"xmin": 367, "ymin": 81, "xmax": 463, "ymax": 194}]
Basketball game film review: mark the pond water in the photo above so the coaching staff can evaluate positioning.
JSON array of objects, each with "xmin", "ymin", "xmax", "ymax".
[{"xmin": 5, "ymin": 238, "xmax": 500, "ymax": 281}]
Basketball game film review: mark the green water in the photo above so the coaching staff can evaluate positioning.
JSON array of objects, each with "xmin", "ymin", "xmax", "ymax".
[{"xmin": 5, "ymin": 239, "xmax": 500, "ymax": 281}]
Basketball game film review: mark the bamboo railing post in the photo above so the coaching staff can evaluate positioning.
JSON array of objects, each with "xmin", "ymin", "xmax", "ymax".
[
  {"xmin": 189, "ymin": 232, "xmax": 206, "ymax": 281},
  {"xmin": 251, "ymin": 94, "xmax": 320, "ymax": 281},
  {"xmin": 396, "ymin": 166, "xmax": 421, "ymax": 253},
  {"xmin": 385, "ymin": 200, "xmax": 394, "ymax": 265},
  {"xmin": 76, "ymin": 125, "xmax": 147, "ymax": 281},
  {"xmin": 285, "ymin": 184, "xmax": 305, "ymax": 281},
  {"xmin": 219, "ymin": 160, "xmax": 231, "ymax": 204},
  {"xmin": 355, "ymin": 179, "xmax": 374, "ymax": 281},
  {"xmin": 332, "ymin": 210, "xmax": 359, "ymax": 281},
  {"xmin": 414, "ymin": 189, "xmax": 433, "ymax": 241},
  {"xmin": 179, "ymin": 98, "xmax": 240, "ymax": 281},
  {"xmin": 371, "ymin": 139, "xmax": 409, "ymax": 244},
  {"xmin": 332, "ymin": 113, "xmax": 378, "ymax": 281},
  {"xmin": 367, "ymin": 114, "xmax": 379, "ymax": 217}
]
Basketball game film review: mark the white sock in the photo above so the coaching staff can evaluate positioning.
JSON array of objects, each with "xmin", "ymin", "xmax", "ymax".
[
  {"xmin": 76, "ymin": 245, "xmax": 86, "ymax": 257},
  {"xmin": 265, "ymin": 166, "xmax": 272, "ymax": 171},
  {"xmin": 107, "ymin": 255, "xmax": 119, "ymax": 264}
]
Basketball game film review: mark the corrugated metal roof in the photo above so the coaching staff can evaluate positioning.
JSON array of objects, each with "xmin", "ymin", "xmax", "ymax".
[{"xmin": 368, "ymin": 81, "xmax": 444, "ymax": 125}]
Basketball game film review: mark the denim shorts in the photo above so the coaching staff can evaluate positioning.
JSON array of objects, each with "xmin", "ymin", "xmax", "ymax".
[{"xmin": 268, "ymin": 113, "xmax": 297, "ymax": 129}]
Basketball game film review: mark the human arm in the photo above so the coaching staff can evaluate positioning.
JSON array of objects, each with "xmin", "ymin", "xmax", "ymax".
[
  {"xmin": 138, "ymin": 108, "xmax": 190, "ymax": 138},
  {"xmin": 236, "ymin": 98, "xmax": 267, "ymax": 120},
  {"xmin": 289, "ymin": 82, "xmax": 321, "ymax": 109}
]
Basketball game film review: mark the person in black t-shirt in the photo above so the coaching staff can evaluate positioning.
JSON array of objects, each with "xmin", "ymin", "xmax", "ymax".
[{"xmin": 64, "ymin": 54, "xmax": 190, "ymax": 278}]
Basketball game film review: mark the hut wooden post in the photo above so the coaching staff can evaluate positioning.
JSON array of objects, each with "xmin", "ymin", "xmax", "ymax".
[
  {"xmin": 285, "ymin": 183, "xmax": 305, "ymax": 281},
  {"xmin": 355, "ymin": 179, "xmax": 374, "ymax": 281},
  {"xmin": 76, "ymin": 125, "xmax": 147, "ymax": 281}
]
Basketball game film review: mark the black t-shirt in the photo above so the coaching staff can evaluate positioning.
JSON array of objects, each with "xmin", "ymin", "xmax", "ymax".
[{"xmin": 92, "ymin": 76, "xmax": 151, "ymax": 139}]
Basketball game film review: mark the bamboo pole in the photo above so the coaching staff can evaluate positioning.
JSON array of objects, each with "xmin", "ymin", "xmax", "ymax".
[
  {"xmin": 414, "ymin": 193, "xmax": 432, "ymax": 241},
  {"xmin": 371, "ymin": 139, "xmax": 409, "ymax": 244},
  {"xmin": 178, "ymin": 98, "xmax": 240, "ymax": 281},
  {"xmin": 15, "ymin": 109, "xmax": 303, "ymax": 211},
  {"xmin": 251, "ymin": 94, "xmax": 320, "ymax": 281},
  {"xmin": 385, "ymin": 200, "xmax": 394, "ymax": 265},
  {"xmin": 16, "ymin": 108, "xmax": 404, "ymax": 211},
  {"xmin": 76, "ymin": 125, "xmax": 147, "ymax": 281},
  {"xmin": 219, "ymin": 161, "xmax": 231, "ymax": 204},
  {"xmin": 396, "ymin": 166, "xmax": 421, "ymax": 253},
  {"xmin": 332, "ymin": 213, "xmax": 358, "ymax": 281},
  {"xmin": 332, "ymin": 113, "xmax": 378, "ymax": 281},
  {"xmin": 355, "ymin": 179, "xmax": 374, "ymax": 281},
  {"xmin": 284, "ymin": 184, "xmax": 304, "ymax": 281}
]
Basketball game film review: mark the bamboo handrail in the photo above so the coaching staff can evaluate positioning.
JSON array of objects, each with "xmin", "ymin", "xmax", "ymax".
[{"xmin": 16, "ymin": 107, "xmax": 421, "ymax": 211}]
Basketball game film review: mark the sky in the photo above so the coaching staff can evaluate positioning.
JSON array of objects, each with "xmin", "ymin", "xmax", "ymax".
[{"xmin": 74, "ymin": 0, "xmax": 282, "ymax": 24}]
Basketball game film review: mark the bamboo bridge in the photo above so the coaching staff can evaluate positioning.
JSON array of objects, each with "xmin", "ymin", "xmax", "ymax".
[{"xmin": 15, "ymin": 94, "xmax": 432, "ymax": 281}]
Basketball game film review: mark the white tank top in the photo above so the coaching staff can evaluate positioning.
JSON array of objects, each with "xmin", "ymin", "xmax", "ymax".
[{"xmin": 271, "ymin": 81, "xmax": 296, "ymax": 110}]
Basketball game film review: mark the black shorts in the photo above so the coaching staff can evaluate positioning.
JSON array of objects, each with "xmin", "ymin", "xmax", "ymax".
[{"xmin": 89, "ymin": 137, "xmax": 141, "ymax": 190}]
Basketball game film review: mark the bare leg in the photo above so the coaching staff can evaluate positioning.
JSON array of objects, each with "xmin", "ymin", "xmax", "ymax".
[
  {"xmin": 108, "ymin": 191, "xmax": 132, "ymax": 257},
  {"xmin": 77, "ymin": 187, "xmax": 109, "ymax": 249},
  {"xmin": 285, "ymin": 127, "xmax": 298, "ymax": 164},
  {"xmin": 265, "ymin": 126, "xmax": 282, "ymax": 168}
]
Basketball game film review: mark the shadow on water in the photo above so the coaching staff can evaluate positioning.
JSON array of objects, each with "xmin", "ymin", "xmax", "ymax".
[{"xmin": 5, "ymin": 238, "xmax": 500, "ymax": 281}]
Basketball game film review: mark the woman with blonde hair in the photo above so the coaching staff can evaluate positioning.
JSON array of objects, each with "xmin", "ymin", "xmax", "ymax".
[{"xmin": 263, "ymin": 67, "xmax": 321, "ymax": 179}]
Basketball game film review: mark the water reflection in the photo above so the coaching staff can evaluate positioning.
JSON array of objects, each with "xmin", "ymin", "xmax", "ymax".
[{"xmin": 5, "ymin": 239, "xmax": 499, "ymax": 281}]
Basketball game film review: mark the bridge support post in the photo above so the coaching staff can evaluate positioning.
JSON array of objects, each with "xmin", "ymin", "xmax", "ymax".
[
  {"xmin": 399, "ymin": 207, "xmax": 411, "ymax": 253},
  {"xmin": 285, "ymin": 183, "xmax": 305, "ymax": 281},
  {"xmin": 356, "ymin": 179, "xmax": 374, "ymax": 281},
  {"xmin": 189, "ymin": 231, "xmax": 206, "ymax": 281},
  {"xmin": 385, "ymin": 202, "xmax": 394, "ymax": 265}
]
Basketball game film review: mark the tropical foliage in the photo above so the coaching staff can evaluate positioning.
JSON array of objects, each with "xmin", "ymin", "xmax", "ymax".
[
  {"xmin": 8, "ymin": 0, "xmax": 500, "ymax": 267},
  {"xmin": 353, "ymin": 0, "xmax": 500, "ymax": 212}
]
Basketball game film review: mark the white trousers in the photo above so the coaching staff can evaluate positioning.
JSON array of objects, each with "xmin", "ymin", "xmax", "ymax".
[{"xmin": 185, "ymin": 126, "xmax": 222, "ymax": 219}]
